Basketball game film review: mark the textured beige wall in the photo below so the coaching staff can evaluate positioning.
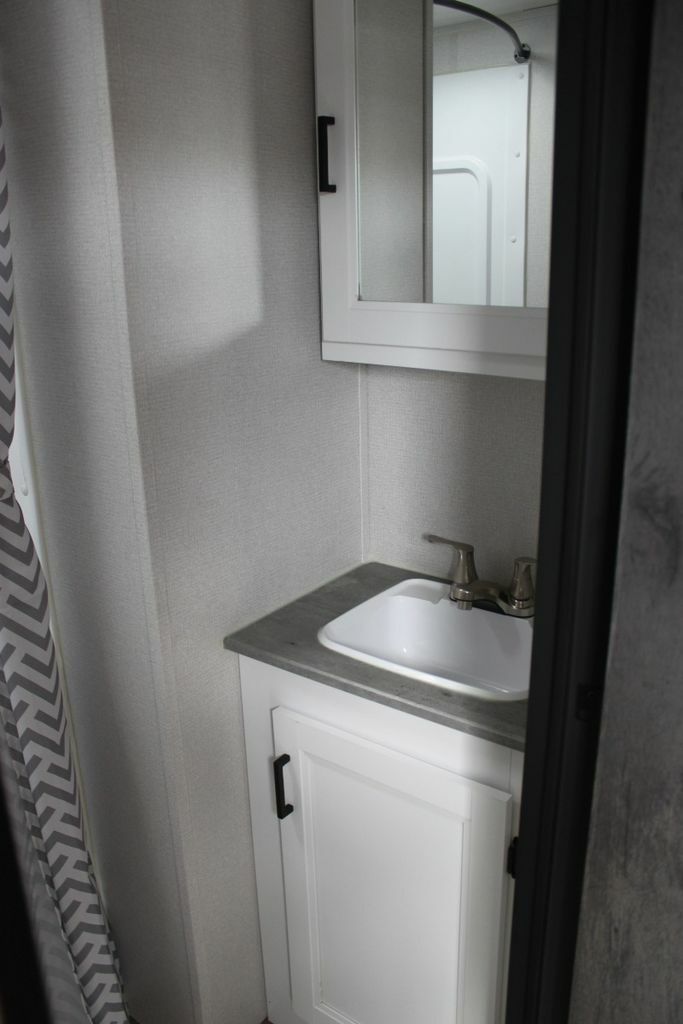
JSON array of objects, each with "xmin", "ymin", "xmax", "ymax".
[
  {"xmin": 101, "ymin": 1, "xmax": 363, "ymax": 1021},
  {"xmin": 569, "ymin": 0, "xmax": 683, "ymax": 1017},
  {"xmin": 363, "ymin": 366, "xmax": 545, "ymax": 583}
]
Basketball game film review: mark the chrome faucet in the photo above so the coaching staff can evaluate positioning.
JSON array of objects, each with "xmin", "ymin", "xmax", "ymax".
[{"xmin": 424, "ymin": 534, "xmax": 536, "ymax": 617}]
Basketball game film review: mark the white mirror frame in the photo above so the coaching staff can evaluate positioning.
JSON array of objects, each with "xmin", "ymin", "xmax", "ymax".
[{"xmin": 314, "ymin": 0, "xmax": 548, "ymax": 380}]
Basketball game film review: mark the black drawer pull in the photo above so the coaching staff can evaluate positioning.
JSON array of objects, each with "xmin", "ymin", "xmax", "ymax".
[
  {"xmin": 273, "ymin": 754, "xmax": 294, "ymax": 819},
  {"xmin": 317, "ymin": 115, "xmax": 337, "ymax": 194}
]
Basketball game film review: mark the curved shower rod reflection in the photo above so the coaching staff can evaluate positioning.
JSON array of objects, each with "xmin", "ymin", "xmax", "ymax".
[{"xmin": 434, "ymin": 0, "xmax": 531, "ymax": 63}]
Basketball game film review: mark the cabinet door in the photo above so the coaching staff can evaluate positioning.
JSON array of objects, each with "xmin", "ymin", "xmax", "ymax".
[{"xmin": 273, "ymin": 706, "xmax": 511, "ymax": 1024}]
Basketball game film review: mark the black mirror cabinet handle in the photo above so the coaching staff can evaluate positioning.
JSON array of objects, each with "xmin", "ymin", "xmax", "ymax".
[{"xmin": 317, "ymin": 115, "xmax": 337, "ymax": 194}]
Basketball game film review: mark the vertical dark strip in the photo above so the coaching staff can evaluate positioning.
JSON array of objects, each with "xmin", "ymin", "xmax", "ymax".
[
  {"xmin": 505, "ymin": 0, "xmax": 655, "ymax": 1022},
  {"xmin": 0, "ymin": 780, "xmax": 52, "ymax": 1024}
]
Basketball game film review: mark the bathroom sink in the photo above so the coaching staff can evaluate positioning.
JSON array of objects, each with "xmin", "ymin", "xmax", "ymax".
[{"xmin": 317, "ymin": 578, "xmax": 532, "ymax": 701}]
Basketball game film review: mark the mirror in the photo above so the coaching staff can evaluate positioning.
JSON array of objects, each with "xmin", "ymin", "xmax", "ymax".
[
  {"xmin": 355, "ymin": 0, "xmax": 558, "ymax": 308},
  {"xmin": 313, "ymin": 0, "xmax": 550, "ymax": 378}
]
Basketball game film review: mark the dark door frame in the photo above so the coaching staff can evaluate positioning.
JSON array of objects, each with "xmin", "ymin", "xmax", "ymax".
[{"xmin": 506, "ymin": 0, "xmax": 655, "ymax": 1021}]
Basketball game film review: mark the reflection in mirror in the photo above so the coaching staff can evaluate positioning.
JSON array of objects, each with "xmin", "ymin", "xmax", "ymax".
[{"xmin": 355, "ymin": 0, "xmax": 558, "ymax": 308}]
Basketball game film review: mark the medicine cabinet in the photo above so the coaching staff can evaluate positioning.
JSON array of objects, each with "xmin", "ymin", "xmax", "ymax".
[{"xmin": 313, "ymin": 0, "xmax": 557, "ymax": 379}]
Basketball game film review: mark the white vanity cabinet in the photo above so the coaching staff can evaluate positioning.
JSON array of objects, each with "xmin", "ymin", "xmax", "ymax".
[{"xmin": 239, "ymin": 656, "xmax": 524, "ymax": 1024}]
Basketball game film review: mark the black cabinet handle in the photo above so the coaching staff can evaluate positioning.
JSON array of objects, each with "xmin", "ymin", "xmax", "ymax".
[
  {"xmin": 273, "ymin": 754, "xmax": 294, "ymax": 819},
  {"xmin": 317, "ymin": 115, "xmax": 337, "ymax": 194}
]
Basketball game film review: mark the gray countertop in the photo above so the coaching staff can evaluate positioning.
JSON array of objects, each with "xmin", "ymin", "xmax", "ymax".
[{"xmin": 224, "ymin": 562, "xmax": 527, "ymax": 752}]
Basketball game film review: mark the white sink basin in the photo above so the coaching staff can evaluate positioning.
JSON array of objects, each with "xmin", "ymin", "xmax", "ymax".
[{"xmin": 318, "ymin": 578, "xmax": 532, "ymax": 701}]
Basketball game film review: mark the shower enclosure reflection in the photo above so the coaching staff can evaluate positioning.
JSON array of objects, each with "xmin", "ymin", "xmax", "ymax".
[{"xmin": 355, "ymin": 0, "xmax": 557, "ymax": 308}]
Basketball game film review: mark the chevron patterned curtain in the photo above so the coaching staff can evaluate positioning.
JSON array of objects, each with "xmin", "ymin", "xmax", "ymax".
[{"xmin": 0, "ymin": 110, "xmax": 129, "ymax": 1024}]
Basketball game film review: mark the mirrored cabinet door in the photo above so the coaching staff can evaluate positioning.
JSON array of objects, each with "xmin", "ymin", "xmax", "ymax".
[{"xmin": 313, "ymin": 0, "xmax": 558, "ymax": 379}]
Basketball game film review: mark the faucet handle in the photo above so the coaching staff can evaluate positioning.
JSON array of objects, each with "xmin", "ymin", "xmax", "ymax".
[
  {"xmin": 508, "ymin": 556, "xmax": 537, "ymax": 609},
  {"xmin": 424, "ymin": 535, "xmax": 478, "ymax": 586}
]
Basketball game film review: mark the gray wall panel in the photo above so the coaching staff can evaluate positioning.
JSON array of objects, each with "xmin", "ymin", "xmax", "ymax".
[{"xmin": 569, "ymin": 0, "xmax": 683, "ymax": 1017}]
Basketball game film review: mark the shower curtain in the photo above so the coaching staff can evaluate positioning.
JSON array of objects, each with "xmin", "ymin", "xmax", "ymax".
[{"xmin": 0, "ymin": 107, "xmax": 129, "ymax": 1024}]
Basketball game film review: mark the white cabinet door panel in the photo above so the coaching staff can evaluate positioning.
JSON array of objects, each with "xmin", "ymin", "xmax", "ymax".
[{"xmin": 274, "ymin": 706, "xmax": 511, "ymax": 1024}]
